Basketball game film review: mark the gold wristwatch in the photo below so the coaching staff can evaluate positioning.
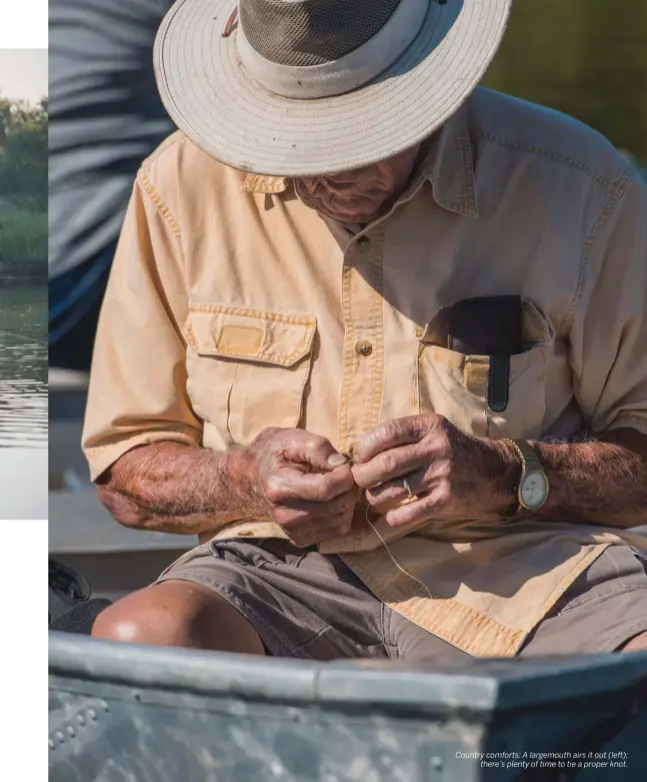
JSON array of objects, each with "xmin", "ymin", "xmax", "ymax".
[{"xmin": 504, "ymin": 439, "xmax": 549, "ymax": 512}]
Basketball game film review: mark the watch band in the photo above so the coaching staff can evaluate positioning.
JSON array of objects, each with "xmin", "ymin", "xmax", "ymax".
[
  {"xmin": 503, "ymin": 438, "xmax": 546, "ymax": 512},
  {"xmin": 507, "ymin": 439, "xmax": 543, "ymax": 473}
]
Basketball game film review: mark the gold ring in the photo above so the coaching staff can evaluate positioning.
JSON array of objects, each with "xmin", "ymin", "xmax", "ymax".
[{"xmin": 402, "ymin": 477, "xmax": 414, "ymax": 500}]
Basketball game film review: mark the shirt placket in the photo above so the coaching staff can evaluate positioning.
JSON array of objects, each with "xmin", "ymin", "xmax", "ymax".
[
  {"xmin": 338, "ymin": 227, "xmax": 386, "ymax": 453},
  {"xmin": 335, "ymin": 226, "xmax": 386, "ymax": 552}
]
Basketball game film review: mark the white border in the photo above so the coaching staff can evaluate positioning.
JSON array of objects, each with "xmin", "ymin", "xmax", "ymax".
[
  {"xmin": 0, "ymin": 524, "xmax": 48, "ymax": 778},
  {"xmin": 0, "ymin": 6, "xmax": 48, "ymax": 779},
  {"xmin": 0, "ymin": 0, "xmax": 48, "ymax": 48}
]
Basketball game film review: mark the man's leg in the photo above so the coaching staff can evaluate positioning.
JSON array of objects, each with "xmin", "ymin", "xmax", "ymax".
[
  {"xmin": 92, "ymin": 580, "xmax": 265, "ymax": 655},
  {"xmin": 518, "ymin": 544, "xmax": 647, "ymax": 656},
  {"xmin": 93, "ymin": 539, "xmax": 389, "ymax": 661},
  {"xmin": 385, "ymin": 544, "xmax": 647, "ymax": 661},
  {"xmin": 619, "ymin": 631, "xmax": 647, "ymax": 652}
]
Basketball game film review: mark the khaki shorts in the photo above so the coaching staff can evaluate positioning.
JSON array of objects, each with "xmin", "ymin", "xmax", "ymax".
[{"xmin": 156, "ymin": 538, "xmax": 647, "ymax": 661}]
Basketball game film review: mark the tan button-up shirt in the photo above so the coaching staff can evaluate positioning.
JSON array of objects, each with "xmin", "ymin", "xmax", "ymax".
[{"xmin": 83, "ymin": 87, "xmax": 647, "ymax": 657}]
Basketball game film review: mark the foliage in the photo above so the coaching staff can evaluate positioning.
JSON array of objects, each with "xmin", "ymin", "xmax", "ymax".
[
  {"xmin": 484, "ymin": 0, "xmax": 647, "ymax": 163},
  {"xmin": 0, "ymin": 208, "xmax": 47, "ymax": 272},
  {"xmin": 0, "ymin": 97, "xmax": 47, "ymax": 273},
  {"xmin": 0, "ymin": 97, "xmax": 48, "ymax": 212}
]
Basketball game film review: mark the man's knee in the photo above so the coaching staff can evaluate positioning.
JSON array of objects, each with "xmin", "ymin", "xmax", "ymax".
[
  {"xmin": 92, "ymin": 584, "xmax": 195, "ymax": 646},
  {"xmin": 91, "ymin": 580, "xmax": 264, "ymax": 654},
  {"xmin": 92, "ymin": 604, "xmax": 152, "ymax": 645}
]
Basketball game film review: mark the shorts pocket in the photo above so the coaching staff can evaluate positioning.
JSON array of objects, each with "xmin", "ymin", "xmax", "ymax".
[
  {"xmin": 554, "ymin": 544, "xmax": 647, "ymax": 614},
  {"xmin": 182, "ymin": 303, "xmax": 317, "ymax": 446},
  {"xmin": 417, "ymin": 300, "xmax": 552, "ymax": 439}
]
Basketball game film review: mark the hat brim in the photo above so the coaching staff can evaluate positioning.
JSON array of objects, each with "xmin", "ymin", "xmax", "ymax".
[{"xmin": 154, "ymin": 0, "xmax": 512, "ymax": 176}]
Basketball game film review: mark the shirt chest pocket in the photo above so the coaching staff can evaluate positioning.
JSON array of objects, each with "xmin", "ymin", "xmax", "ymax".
[
  {"xmin": 182, "ymin": 305, "xmax": 317, "ymax": 447},
  {"xmin": 417, "ymin": 300, "xmax": 553, "ymax": 440}
]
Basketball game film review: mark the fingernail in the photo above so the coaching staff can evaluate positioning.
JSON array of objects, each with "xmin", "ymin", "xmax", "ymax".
[{"xmin": 327, "ymin": 453, "xmax": 348, "ymax": 468}]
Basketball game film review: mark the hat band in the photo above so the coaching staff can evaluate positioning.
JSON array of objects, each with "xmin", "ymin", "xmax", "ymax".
[{"xmin": 236, "ymin": 0, "xmax": 430, "ymax": 99}]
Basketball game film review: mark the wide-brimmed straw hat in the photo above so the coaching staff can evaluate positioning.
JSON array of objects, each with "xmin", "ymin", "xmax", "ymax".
[{"xmin": 154, "ymin": 0, "xmax": 512, "ymax": 176}]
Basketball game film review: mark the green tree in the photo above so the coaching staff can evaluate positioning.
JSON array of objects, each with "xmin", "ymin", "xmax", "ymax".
[
  {"xmin": 0, "ymin": 97, "xmax": 48, "ymax": 211},
  {"xmin": 0, "ymin": 96, "xmax": 48, "ymax": 273},
  {"xmin": 484, "ymin": 0, "xmax": 647, "ymax": 163}
]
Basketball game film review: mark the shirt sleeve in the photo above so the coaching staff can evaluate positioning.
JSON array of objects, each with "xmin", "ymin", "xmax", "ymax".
[
  {"xmin": 82, "ymin": 167, "xmax": 202, "ymax": 481},
  {"xmin": 570, "ymin": 172, "xmax": 647, "ymax": 437}
]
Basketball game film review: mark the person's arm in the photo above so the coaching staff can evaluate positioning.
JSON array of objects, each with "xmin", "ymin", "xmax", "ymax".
[
  {"xmin": 349, "ymin": 417, "xmax": 647, "ymax": 529},
  {"xmin": 551, "ymin": 170, "xmax": 647, "ymax": 528},
  {"xmin": 96, "ymin": 442, "xmax": 262, "ymax": 535},
  {"xmin": 82, "ymin": 164, "xmax": 205, "ymax": 494},
  {"xmin": 531, "ymin": 428, "xmax": 647, "ymax": 528},
  {"xmin": 97, "ymin": 430, "xmax": 356, "ymax": 546}
]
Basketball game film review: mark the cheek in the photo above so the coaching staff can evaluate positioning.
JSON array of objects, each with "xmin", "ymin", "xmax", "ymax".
[{"xmin": 360, "ymin": 166, "xmax": 394, "ymax": 189}]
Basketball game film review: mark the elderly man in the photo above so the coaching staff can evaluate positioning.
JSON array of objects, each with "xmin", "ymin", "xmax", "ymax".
[{"xmin": 87, "ymin": 0, "xmax": 647, "ymax": 661}]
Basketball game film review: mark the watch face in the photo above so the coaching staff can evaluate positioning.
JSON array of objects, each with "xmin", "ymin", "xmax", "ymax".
[{"xmin": 520, "ymin": 472, "xmax": 548, "ymax": 510}]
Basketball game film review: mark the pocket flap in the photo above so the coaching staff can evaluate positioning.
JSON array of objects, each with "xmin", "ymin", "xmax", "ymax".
[{"xmin": 182, "ymin": 304, "xmax": 317, "ymax": 367}]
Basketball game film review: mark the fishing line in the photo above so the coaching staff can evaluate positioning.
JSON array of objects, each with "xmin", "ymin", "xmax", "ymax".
[
  {"xmin": 343, "ymin": 448, "xmax": 433, "ymax": 598},
  {"xmin": 364, "ymin": 504, "xmax": 433, "ymax": 600}
]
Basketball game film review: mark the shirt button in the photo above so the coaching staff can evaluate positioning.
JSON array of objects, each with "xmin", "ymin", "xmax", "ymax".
[
  {"xmin": 355, "ymin": 340, "xmax": 373, "ymax": 357},
  {"xmin": 356, "ymin": 235, "xmax": 371, "ymax": 249}
]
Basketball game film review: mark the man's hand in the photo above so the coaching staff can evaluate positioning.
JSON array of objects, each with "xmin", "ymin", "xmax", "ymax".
[
  {"xmin": 242, "ymin": 427, "xmax": 356, "ymax": 548},
  {"xmin": 351, "ymin": 415, "xmax": 518, "ymax": 527},
  {"xmin": 97, "ymin": 429, "xmax": 355, "ymax": 541}
]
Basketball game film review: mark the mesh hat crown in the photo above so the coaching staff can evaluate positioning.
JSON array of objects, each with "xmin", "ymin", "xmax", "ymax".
[
  {"xmin": 239, "ymin": 0, "xmax": 405, "ymax": 67},
  {"xmin": 154, "ymin": 0, "xmax": 513, "ymax": 175}
]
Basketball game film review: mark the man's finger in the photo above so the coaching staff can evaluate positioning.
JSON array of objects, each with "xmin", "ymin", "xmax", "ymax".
[
  {"xmin": 365, "ymin": 464, "xmax": 431, "ymax": 505},
  {"xmin": 385, "ymin": 486, "xmax": 451, "ymax": 528},
  {"xmin": 352, "ymin": 416, "xmax": 433, "ymax": 463},
  {"xmin": 352, "ymin": 443, "xmax": 427, "ymax": 489},
  {"xmin": 266, "ymin": 464, "xmax": 354, "ymax": 503},
  {"xmin": 278, "ymin": 490, "xmax": 356, "ymax": 518},
  {"xmin": 280, "ymin": 431, "xmax": 344, "ymax": 472},
  {"xmin": 283, "ymin": 511, "xmax": 353, "ymax": 548}
]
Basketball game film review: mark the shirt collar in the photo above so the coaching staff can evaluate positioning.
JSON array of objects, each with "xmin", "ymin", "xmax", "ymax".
[
  {"xmin": 425, "ymin": 104, "xmax": 479, "ymax": 218},
  {"xmin": 241, "ymin": 105, "xmax": 478, "ymax": 219}
]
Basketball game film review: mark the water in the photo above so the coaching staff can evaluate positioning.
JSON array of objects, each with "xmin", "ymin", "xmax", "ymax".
[{"xmin": 0, "ymin": 280, "xmax": 48, "ymax": 518}]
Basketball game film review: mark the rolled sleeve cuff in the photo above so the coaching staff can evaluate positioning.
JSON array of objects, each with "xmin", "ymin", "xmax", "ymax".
[{"xmin": 84, "ymin": 425, "xmax": 201, "ymax": 482}]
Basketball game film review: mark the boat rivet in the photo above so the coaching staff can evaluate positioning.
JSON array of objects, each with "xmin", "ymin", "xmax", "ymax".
[
  {"xmin": 48, "ymin": 739, "xmax": 55, "ymax": 749},
  {"xmin": 67, "ymin": 726, "xmax": 76, "ymax": 737},
  {"xmin": 431, "ymin": 756, "xmax": 443, "ymax": 770},
  {"xmin": 77, "ymin": 715, "xmax": 86, "ymax": 725},
  {"xmin": 88, "ymin": 709, "xmax": 97, "ymax": 720},
  {"xmin": 56, "ymin": 731, "xmax": 65, "ymax": 743}
]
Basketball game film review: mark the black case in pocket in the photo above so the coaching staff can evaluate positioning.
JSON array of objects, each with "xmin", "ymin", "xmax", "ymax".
[{"xmin": 447, "ymin": 296, "xmax": 523, "ymax": 413}]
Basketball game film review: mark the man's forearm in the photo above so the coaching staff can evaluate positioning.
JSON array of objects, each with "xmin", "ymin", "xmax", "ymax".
[
  {"xmin": 96, "ymin": 441, "xmax": 267, "ymax": 534},
  {"xmin": 98, "ymin": 427, "xmax": 647, "ymax": 534},
  {"xmin": 531, "ymin": 428, "xmax": 647, "ymax": 528}
]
